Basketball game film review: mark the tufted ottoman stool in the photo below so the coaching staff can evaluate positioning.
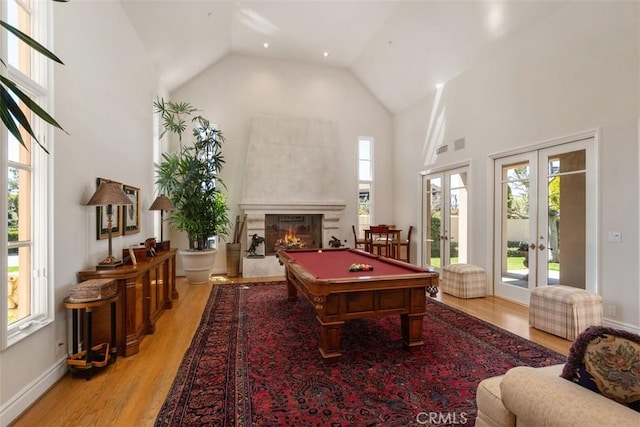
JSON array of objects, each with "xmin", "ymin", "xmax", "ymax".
[
  {"xmin": 441, "ymin": 263, "xmax": 486, "ymax": 298},
  {"xmin": 529, "ymin": 285, "xmax": 603, "ymax": 341}
]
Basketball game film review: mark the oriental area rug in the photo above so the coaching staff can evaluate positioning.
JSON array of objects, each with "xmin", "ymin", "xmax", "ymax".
[{"xmin": 155, "ymin": 282, "xmax": 565, "ymax": 426}]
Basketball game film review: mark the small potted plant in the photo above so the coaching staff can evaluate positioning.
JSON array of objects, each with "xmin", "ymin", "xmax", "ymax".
[{"xmin": 154, "ymin": 98, "xmax": 230, "ymax": 284}]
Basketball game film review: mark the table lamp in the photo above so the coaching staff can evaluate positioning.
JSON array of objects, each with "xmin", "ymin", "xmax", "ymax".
[
  {"xmin": 86, "ymin": 182, "xmax": 133, "ymax": 269},
  {"xmin": 149, "ymin": 194, "xmax": 174, "ymax": 242}
]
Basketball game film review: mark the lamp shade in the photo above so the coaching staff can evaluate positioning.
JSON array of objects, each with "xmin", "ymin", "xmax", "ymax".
[
  {"xmin": 86, "ymin": 182, "xmax": 133, "ymax": 206},
  {"xmin": 149, "ymin": 195, "xmax": 174, "ymax": 211}
]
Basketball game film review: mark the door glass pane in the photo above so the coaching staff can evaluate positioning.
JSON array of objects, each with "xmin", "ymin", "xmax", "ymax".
[
  {"xmin": 547, "ymin": 149, "xmax": 586, "ymax": 287},
  {"xmin": 426, "ymin": 177, "xmax": 442, "ymax": 267},
  {"xmin": 449, "ymin": 172, "xmax": 467, "ymax": 265},
  {"xmin": 501, "ymin": 162, "xmax": 530, "ymax": 288}
]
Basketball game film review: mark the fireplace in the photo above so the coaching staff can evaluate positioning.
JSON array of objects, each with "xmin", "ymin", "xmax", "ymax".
[
  {"xmin": 265, "ymin": 214, "xmax": 322, "ymax": 255},
  {"xmin": 239, "ymin": 115, "xmax": 346, "ymax": 277},
  {"xmin": 239, "ymin": 204, "xmax": 344, "ymax": 277}
]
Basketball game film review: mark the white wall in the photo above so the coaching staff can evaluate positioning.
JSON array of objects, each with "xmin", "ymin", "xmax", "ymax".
[
  {"xmin": 394, "ymin": 2, "xmax": 640, "ymax": 330},
  {"xmin": 0, "ymin": 2, "xmax": 159, "ymax": 423},
  {"xmin": 170, "ymin": 54, "xmax": 392, "ymax": 272},
  {"xmin": 3, "ymin": 1, "xmax": 639, "ymax": 423}
]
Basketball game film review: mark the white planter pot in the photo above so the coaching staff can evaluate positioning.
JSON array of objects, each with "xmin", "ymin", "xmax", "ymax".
[{"xmin": 179, "ymin": 249, "xmax": 217, "ymax": 284}]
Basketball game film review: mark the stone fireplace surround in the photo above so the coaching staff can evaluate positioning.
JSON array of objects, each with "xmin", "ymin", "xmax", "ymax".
[
  {"xmin": 240, "ymin": 203, "xmax": 345, "ymax": 277},
  {"xmin": 239, "ymin": 116, "xmax": 345, "ymax": 278}
]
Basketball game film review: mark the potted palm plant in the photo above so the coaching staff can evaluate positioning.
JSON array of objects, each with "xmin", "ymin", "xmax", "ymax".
[{"xmin": 154, "ymin": 98, "xmax": 230, "ymax": 284}]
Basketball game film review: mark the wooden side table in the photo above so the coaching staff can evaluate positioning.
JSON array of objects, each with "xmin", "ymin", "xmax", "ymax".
[{"xmin": 64, "ymin": 293, "xmax": 118, "ymax": 378}]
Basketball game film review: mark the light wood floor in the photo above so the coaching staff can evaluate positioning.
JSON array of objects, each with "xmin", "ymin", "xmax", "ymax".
[{"xmin": 12, "ymin": 276, "xmax": 572, "ymax": 427}]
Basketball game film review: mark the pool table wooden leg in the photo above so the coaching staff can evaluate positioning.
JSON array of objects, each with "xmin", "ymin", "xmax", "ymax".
[
  {"xmin": 401, "ymin": 313, "xmax": 425, "ymax": 351},
  {"xmin": 317, "ymin": 316, "xmax": 344, "ymax": 362},
  {"xmin": 286, "ymin": 280, "xmax": 297, "ymax": 301}
]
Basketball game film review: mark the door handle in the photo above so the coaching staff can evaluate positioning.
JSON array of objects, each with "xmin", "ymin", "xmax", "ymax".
[{"xmin": 538, "ymin": 244, "xmax": 546, "ymax": 250}]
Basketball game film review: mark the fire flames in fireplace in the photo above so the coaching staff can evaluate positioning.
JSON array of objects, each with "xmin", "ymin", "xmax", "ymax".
[
  {"xmin": 275, "ymin": 226, "xmax": 305, "ymax": 251},
  {"xmin": 265, "ymin": 214, "xmax": 322, "ymax": 255}
]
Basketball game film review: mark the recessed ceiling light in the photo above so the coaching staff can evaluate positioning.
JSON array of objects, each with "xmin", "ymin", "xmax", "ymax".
[
  {"xmin": 263, "ymin": 42, "xmax": 270, "ymax": 49},
  {"xmin": 323, "ymin": 51, "xmax": 329, "ymax": 58}
]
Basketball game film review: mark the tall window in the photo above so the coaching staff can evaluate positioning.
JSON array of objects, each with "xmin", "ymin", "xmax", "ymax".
[
  {"xmin": 357, "ymin": 137, "xmax": 373, "ymax": 238},
  {"xmin": 2, "ymin": 0, "xmax": 53, "ymax": 348}
]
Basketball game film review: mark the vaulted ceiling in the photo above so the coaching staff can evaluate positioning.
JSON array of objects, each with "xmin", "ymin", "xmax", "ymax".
[{"xmin": 121, "ymin": 0, "xmax": 562, "ymax": 113}]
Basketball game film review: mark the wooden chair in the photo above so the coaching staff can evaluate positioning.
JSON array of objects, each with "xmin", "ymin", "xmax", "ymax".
[
  {"xmin": 366, "ymin": 225, "xmax": 392, "ymax": 257},
  {"xmin": 397, "ymin": 225, "xmax": 414, "ymax": 263},
  {"xmin": 352, "ymin": 225, "xmax": 366, "ymax": 250}
]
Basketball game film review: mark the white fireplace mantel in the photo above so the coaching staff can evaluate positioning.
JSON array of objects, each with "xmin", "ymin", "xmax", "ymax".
[
  {"xmin": 240, "ymin": 203, "xmax": 346, "ymax": 278},
  {"xmin": 239, "ymin": 201, "xmax": 346, "ymax": 213},
  {"xmin": 240, "ymin": 201, "xmax": 346, "ymax": 252}
]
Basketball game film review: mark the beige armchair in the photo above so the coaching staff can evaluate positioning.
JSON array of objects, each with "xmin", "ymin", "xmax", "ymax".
[{"xmin": 476, "ymin": 326, "xmax": 640, "ymax": 426}]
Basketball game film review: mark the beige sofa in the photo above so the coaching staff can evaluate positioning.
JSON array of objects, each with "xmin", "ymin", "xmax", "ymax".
[{"xmin": 476, "ymin": 364, "xmax": 640, "ymax": 427}]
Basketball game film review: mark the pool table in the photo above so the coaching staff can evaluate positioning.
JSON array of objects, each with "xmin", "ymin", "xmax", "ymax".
[{"xmin": 277, "ymin": 247, "xmax": 439, "ymax": 362}]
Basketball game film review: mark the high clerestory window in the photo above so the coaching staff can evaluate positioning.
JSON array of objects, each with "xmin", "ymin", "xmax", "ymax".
[
  {"xmin": 2, "ymin": 0, "xmax": 53, "ymax": 349},
  {"xmin": 357, "ymin": 137, "xmax": 373, "ymax": 238}
]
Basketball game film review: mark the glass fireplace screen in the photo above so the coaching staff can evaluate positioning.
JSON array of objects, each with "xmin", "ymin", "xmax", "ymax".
[{"xmin": 264, "ymin": 214, "xmax": 322, "ymax": 255}]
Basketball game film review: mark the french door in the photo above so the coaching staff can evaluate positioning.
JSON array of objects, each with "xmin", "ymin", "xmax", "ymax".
[
  {"xmin": 493, "ymin": 138, "xmax": 594, "ymax": 304},
  {"xmin": 422, "ymin": 166, "xmax": 469, "ymax": 271}
]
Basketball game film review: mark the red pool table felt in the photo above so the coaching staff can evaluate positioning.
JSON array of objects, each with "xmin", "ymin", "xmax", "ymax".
[{"xmin": 281, "ymin": 248, "xmax": 428, "ymax": 280}]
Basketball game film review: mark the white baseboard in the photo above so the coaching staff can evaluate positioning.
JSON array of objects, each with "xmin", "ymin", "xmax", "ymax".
[
  {"xmin": 603, "ymin": 318, "xmax": 640, "ymax": 334},
  {"xmin": 0, "ymin": 358, "xmax": 68, "ymax": 427}
]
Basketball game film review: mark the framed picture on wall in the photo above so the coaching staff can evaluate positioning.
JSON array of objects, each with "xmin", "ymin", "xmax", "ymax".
[
  {"xmin": 96, "ymin": 177, "xmax": 122, "ymax": 240},
  {"xmin": 123, "ymin": 185, "xmax": 140, "ymax": 235}
]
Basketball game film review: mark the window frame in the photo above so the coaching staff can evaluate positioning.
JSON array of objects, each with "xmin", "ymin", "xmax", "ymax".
[
  {"xmin": 1, "ymin": 0, "xmax": 54, "ymax": 349},
  {"xmin": 357, "ymin": 136, "xmax": 374, "ymax": 238}
]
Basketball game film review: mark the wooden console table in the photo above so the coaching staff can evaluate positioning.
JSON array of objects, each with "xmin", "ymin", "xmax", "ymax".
[{"xmin": 77, "ymin": 248, "xmax": 177, "ymax": 357}]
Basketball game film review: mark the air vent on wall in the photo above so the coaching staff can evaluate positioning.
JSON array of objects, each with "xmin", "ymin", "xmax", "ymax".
[{"xmin": 436, "ymin": 144, "xmax": 448, "ymax": 155}]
